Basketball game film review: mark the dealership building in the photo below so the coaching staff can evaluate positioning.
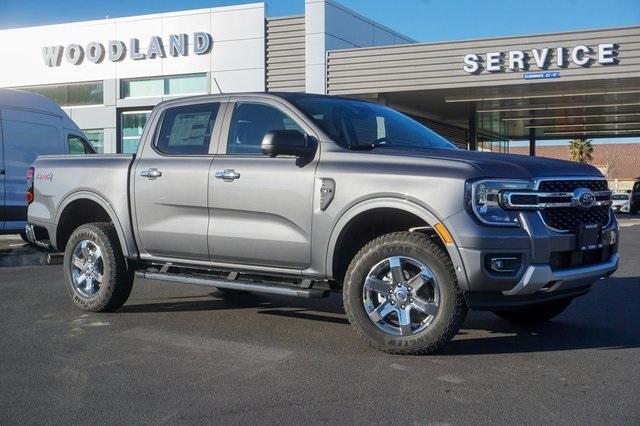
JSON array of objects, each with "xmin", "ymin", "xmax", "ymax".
[{"xmin": 0, "ymin": 0, "xmax": 638, "ymax": 155}]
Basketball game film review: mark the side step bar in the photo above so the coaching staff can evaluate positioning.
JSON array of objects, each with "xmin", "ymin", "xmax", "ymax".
[{"xmin": 136, "ymin": 271, "xmax": 330, "ymax": 299}]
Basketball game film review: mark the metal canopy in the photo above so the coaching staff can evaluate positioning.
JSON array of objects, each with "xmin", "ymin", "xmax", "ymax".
[{"xmin": 326, "ymin": 26, "xmax": 640, "ymax": 143}]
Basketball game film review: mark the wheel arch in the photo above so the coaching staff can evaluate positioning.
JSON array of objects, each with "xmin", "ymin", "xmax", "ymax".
[
  {"xmin": 54, "ymin": 191, "xmax": 133, "ymax": 256},
  {"xmin": 325, "ymin": 197, "xmax": 469, "ymax": 290}
]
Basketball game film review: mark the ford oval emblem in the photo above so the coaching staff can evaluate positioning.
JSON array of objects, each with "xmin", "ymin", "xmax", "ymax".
[{"xmin": 573, "ymin": 188, "xmax": 596, "ymax": 209}]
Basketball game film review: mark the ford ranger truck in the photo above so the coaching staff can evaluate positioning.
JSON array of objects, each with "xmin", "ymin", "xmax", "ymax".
[{"xmin": 26, "ymin": 93, "xmax": 619, "ymax": 354}]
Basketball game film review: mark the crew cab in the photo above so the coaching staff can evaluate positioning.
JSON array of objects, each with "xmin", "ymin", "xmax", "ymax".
[{"xmin": 26, "ymin": 93, "xmax": 619, "ymax": 354}]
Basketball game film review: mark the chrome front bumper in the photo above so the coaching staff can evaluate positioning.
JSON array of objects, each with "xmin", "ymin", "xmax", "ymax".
[{"xmin": 503, "ymin": 254, "xmax": 619, "ymax": 296}]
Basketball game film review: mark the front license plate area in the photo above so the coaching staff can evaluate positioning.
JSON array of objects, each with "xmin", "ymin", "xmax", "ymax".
[{"xmin": 576, "ymin": 223, "xmax": 602, "ymax": 251}]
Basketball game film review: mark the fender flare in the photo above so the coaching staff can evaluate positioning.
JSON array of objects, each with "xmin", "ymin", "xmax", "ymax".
[
  {"xmin": 54, "ymin": 191, "xmax": 133, "ymax": 257},
  {"xmin": 325, "ymin": 197, "xmax": 469, "ymax": 290}
]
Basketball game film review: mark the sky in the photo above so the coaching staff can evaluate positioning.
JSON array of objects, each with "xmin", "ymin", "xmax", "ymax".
[{"xmin": 0, "ymin": 0, "xmax": 639, "ymax": 42}]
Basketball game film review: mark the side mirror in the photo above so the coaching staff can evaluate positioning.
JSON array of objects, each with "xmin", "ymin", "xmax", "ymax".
[{"xmin": 261, "ymin": 130, "xmax": 315, "ymax": 158}]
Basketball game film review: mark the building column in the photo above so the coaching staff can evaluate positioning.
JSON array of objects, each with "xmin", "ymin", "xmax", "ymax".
[
  {"xmin": 529, "ymin": 127, "xmax": 536, "ymax": 156},
  {"xmin": 468, "ymin": 104, "xmax": 477, "ymax": 151}
]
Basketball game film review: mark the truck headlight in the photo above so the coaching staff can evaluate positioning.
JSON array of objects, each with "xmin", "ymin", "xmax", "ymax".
[{"xmin": 467, "ymin": 179, "xmax": 532, "ymax": 226}]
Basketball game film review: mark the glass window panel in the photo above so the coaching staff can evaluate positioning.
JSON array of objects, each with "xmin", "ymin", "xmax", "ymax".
[
  {"xmin": 121, "ymin": 74, "xmax": 207, "ymax": 99},
  {"xmin": 83, "ymin": 129, "xmax": 104, "ymax": 153},
  {"xmin": 156, "ymin": 103, "xmax": 220, "ymax": 155},
  {"xmin": 68, "ymin": 82, "xmax": 103, "ymax": 106},
  {"xmin": 227, "ymin": 102, "xmax": 303, "ymax": 155},
  {"xmin": 166, "ymin": 75, "xmax": 207, "ymax": 96},
  {"xmin": 120, "ymin": 111, "xmax": 152, "ymax": 154},
  {"xmin": 68, "ymin": 135, "xmax": 86, "ymax": 155},
  {"xmin": 15, "ymin": 81, "xmax": 103, "ymax": 106},
  {"xmin": 122, "ymin": 78, "xmax": 164, "ymax": 98}
]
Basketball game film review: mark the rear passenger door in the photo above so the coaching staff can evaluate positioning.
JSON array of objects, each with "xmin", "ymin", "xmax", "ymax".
[
  {"xmin": 133, "ymin": 100, "xmax": 226, "ymax": 261},
  {"xmin": 208, "ymin": 98, "xmax": 318, "ymax": 268}
]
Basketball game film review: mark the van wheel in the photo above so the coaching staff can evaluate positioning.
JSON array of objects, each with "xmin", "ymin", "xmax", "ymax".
[
  {"xmin": 63, "ymin": 223, "xmax": 133, "ymax": 312},
  {"xmin": 492, "ymin": 299, "xmax": 572, "ymax": 323},
  {"xmin": 343, "ymin": 232, "xmax": 467, "ymax": 355}
]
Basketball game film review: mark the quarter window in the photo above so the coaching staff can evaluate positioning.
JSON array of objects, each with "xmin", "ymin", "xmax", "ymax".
[
  {"xmin": 155, "ymin": 103, "xmax": 220, "ymax": 155},
  {"xmin": 68, "ymin": 135, "xmax": 95, "ymax": 155},
  {"xmin": 227, "ymin": 102, "xmax": 303, "ymax": 155}
]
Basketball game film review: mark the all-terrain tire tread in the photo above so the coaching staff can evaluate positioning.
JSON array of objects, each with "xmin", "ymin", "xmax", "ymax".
[{"xmin": 343, "ymin": 231, "xmax": 467, "ymax": 355}]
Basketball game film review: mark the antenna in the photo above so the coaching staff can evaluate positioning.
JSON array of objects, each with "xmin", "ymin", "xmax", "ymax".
[{"xmin": 213, "ymin": 78, "xmax": 223, "ymax": 94}]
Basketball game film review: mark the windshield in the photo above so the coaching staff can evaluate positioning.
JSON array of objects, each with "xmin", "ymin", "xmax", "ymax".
[{"xmin": 290, "ymin": 97, "xmax": 456, "ymax": 151}]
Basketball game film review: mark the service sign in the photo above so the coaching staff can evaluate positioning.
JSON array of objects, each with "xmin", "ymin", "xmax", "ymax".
[
  {"xmin": 41, "ymin": 32, "xmax": 213, "ymax": 67},
  {"xmin": 462, "ymin": 43, "xmax": 618, "ymax": 75}
]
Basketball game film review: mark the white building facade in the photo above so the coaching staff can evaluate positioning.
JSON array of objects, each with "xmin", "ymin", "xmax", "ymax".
[{"xmin": 0, "ymin": 0, "xmax": 411, "ymax": 153}]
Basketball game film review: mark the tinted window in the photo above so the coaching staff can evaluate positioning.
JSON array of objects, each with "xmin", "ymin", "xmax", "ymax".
[
  {"xmin": 68, "ymin": 135, "xmax": 94, "ymax": 155},
  {"xmin": 156, "ymin": 103, "xmax": 220, "ymax": 155},
  {"xmin": 290, "ymin": 96, "xmax": 455, "ymax": 151},
  {"xmin": 634, "ymin": 182, "xmax": 640, "ymax": 193},
  {"xmin": 227, "ymin": 102, "xmax": 303, "ymax": 155},
  {"xmin": 17, "ymin": 81, "xmax": 103, "ymax": 106}
]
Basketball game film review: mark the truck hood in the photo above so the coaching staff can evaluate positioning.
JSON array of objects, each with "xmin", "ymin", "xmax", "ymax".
[{"xmin": 368, "ymin": 146, "xmax": 603, "ymax": 180}]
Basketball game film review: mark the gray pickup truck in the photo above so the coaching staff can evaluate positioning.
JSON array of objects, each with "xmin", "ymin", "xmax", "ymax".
[{"xmin": 26, "ymin": 93, "xmax": 619, "ymax": 354}]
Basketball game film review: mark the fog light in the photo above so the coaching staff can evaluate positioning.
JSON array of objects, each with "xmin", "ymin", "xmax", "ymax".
[{"xmin": 485, "ymin": 254, "xmax": 522, "ymax": 274}]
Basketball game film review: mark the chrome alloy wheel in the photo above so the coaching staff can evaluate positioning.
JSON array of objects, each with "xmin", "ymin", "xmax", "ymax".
[
  {"xmin": 362, "ymin": 256, "xmax": 440, "ymax": 336},
  {"xmin": 70, "ymin": 240, "xmax": 104, "ymax": 298}
]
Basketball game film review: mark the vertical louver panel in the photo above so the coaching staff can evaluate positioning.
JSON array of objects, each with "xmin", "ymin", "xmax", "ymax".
[{"xmin": 266, "ymin": 15, "xmax": 306, "ymax": 92}]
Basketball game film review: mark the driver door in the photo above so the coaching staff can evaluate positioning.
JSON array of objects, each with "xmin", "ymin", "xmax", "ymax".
[{"xmin": 208, "ymin": 98, "xmax": 318, "ymax": 268}]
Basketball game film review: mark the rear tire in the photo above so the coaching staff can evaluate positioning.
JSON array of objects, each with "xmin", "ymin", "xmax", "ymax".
[
  {"xmin": 343, "ymin": 231, "xmax": 467, "ymax": 355},
  {"xmin": 493, "ymin": 299, "xmax": 572, "ymax": 323},
  {"xmin": 63, "ymin": 222, "xmax": 133, "ymax": 312}
]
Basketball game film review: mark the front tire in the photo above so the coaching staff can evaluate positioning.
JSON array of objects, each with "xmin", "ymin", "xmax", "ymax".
[
  {"xmin": 343, "ymin": 232, "xmax": 467, "ymax": 355},
  {"xmin": 63, "ymin": 222, "xmax": 133, "ymax": 312},
  {"xmin": 492, "ymin": 299, "xmax": 572, "ymax": 323}
]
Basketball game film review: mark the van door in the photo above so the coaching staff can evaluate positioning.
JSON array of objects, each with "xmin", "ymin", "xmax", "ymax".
[
  {"xmin": 0, "ymin": 109, "xmax": 5, "ymax": 232},
  {"xmin": 1, "ymin": 108, "xmax": 64, "ymax": 232}
]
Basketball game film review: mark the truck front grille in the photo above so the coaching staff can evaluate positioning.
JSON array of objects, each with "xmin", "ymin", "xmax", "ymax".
[
  {"xmin": 537, "ymin": 179, "xmax": 611, "ymax": 232},
  {"xmin": 540, "ymin": 206, "xmax": 611, "ymax": 231},
  {"xmin": 538, "ymin": 179, "xmax": 608, "ymax": 192}
]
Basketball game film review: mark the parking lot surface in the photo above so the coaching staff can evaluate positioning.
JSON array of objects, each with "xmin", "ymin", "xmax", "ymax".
[{"xmin": 1, "ymin": 218, "xmax": 639, "ymax": 424}]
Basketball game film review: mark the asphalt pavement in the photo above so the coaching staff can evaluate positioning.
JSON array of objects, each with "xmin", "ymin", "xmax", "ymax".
[{"xmin": 0, "ymin": 218, "xmax": 639, "ymax": 424}]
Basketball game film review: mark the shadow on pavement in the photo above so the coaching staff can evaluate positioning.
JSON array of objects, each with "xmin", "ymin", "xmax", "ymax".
[
  {"xmin": 441, "ymin": 276, "xmax": 640, "ymax": 355},
  {"xmin": 120, "ymin": 276, "xmax": 640, "ymax": 354},
  {"xmin": 0, "ymin": 236, "xmax": 52, "ymax": 267}
]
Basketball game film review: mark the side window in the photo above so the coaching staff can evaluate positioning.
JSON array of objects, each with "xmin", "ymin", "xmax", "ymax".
[
  {"xmin": 68, "ymin": 135, "xmax": 94, "ymax": 155},
  {"xmin": 227, "ymin": 102, "xmax": 303, "ymax": 155},
  {"xmin": 156, "ymin": 103, "xmax": 220, "ymax": 155}
]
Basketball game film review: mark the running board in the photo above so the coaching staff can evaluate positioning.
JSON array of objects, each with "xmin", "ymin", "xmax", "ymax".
[{"xmin": 135, "ymin": 271, "xmax": 329, "ymax": 298}]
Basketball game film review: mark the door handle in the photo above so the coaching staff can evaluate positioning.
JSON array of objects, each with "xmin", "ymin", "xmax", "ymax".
[
  {"xmin": 215, "ymin": 169, "xmax": 240, "ymax": 182},
  {"xmin": 140, "ymin": 168, "xmax": 162, "ymax": 179},
  {"xmin": 0, "ymin": 169, "xmax": 5, "ymax": 175}
]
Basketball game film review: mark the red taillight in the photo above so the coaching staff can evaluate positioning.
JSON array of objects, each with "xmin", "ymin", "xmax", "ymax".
[{"xmin": 26, "ymin": 166, "xmax": 35, "ymax": 205}]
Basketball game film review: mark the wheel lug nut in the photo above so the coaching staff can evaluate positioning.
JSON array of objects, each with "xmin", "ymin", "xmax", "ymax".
[
  {"xmin": 391, "ymin": 301, "xmax": 395, "ymax": 305},
  {"xmin": 401, "ymin": 305, "xmax": 405, "ymax": 309}
]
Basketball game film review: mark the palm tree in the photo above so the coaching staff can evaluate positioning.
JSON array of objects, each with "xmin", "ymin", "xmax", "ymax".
[{"xmin": 568, "ymin": 138, "xmax": 594, "ymax": 163}]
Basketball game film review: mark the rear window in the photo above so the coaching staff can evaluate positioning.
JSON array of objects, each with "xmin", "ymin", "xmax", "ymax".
[{"xmin": 155, "ymin": 103, "xmax": 220, "ymax": 155}]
